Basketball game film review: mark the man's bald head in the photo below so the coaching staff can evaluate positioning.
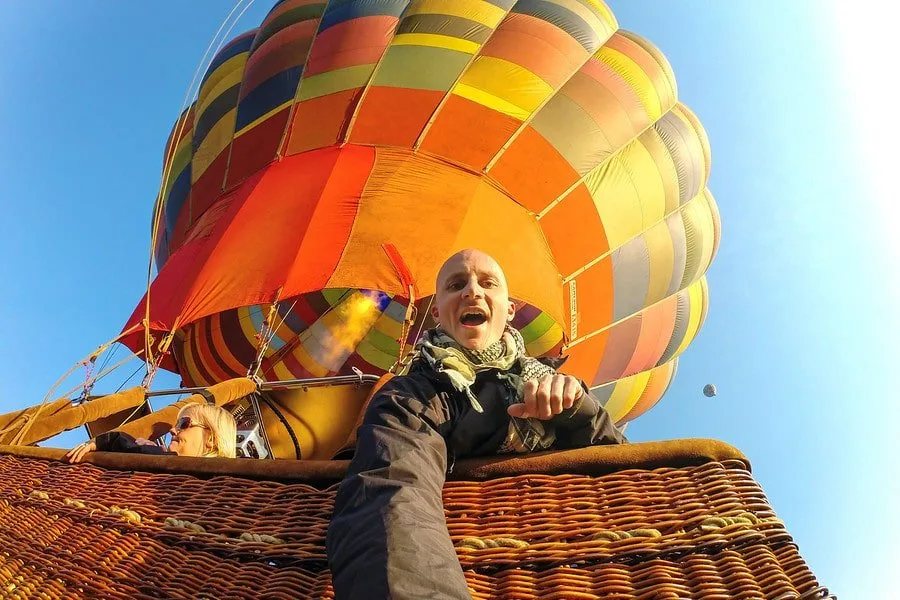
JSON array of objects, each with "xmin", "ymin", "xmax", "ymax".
[
  {"xmin": 432, "ymin": 249, "xmax": 515, "ymax": 350},
  {"xmin": 435, "ymin": 249, "xmax": 508, "ymax": 291}
]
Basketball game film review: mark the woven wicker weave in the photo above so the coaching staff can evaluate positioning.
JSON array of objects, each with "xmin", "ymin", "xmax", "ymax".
[{"xmin": 0, "ymin": 443, "xmax": 833, "ymax": 600}]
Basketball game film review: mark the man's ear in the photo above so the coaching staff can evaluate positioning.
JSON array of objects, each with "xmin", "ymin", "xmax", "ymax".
[
  {"xmin": 507, "ymin": 300, "xmax": 516, "ymax": 322},
  {"xmin": 431, "ymin": 303, "xmax": 440, "ymax": 322}
]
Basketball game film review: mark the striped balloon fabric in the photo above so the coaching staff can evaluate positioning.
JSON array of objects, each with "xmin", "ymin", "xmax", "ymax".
[{"xmin": 128, "ymin": 0, "xmax": 720, "ymax": 425}]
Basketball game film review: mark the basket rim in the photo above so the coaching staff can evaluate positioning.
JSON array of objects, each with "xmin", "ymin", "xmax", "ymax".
[{"xmin": 0, "ymin": 438, "xmax": 748, "ymax": 484}]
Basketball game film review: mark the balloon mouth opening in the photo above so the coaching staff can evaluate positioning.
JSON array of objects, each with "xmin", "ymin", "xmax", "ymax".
[{"xmin": 156, "ymin": 291, "xmax": 564, "ymax": 387}]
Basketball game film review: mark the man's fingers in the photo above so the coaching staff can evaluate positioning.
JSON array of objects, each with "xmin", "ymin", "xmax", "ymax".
[
  {"xmin": 514, "ymin": 379, "xmax": 548, "ymax": 419},
  {"xmin": 507, "ymin": 403, "xmax": 528, "ymax": 418},
  {"xmin": 549, "ymin": 376, "xmax": 566, "ymax": 415},
  {"xmin": 536, "ymin": 377, "xmax": 553, "ymax": 419},
  {"xmin": 522, "ymin": 379, "xmax": 539, "ymax": 418},
  {"xmin": 521, "ymin": 379, "xmax": 538, "ymax": 416},
  {"xmin": 511, "ymin": 376, "xmax": 586, "ymax": 420},
  {"xmin": 562, "ymin": 376, "xmax": 583, "ymax": 409}
]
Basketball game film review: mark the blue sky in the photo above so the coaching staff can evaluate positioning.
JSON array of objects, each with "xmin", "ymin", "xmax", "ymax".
[{"xmin": 0, "ymin": 2, "xmax": 895, "ymax": 597}]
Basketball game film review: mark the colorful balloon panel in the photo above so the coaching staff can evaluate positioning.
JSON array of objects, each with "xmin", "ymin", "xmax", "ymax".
[
  {"xmin": 126, "ymin": 0, "xmax": 721, "ymax": 425},
  {"xmin": 176, "ymin": 290, "xmax": 564, "ymax": 388}
]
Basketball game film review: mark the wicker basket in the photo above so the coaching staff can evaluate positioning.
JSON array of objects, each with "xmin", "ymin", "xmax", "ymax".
[{"xmin": 0, "ymin": 441, "xmax": 833, "ymax": 599}]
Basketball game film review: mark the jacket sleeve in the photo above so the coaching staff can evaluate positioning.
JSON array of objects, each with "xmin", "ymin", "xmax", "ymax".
[
  {"xmin": 94, "ymin": 432, "xmax": 173, "ymax": 456},
  {"xmin": 326, "ymin": 375, "xmax": 471, "ymax": 600}
]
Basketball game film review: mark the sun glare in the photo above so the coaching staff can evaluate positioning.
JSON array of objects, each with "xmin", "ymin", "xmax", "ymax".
[{"xmin": 828, "ymin": 2, "xmax": 900, "ymax": 275}]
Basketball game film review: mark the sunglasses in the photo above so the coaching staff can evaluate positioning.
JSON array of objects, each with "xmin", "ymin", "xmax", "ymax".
[{"xmin": 174, "ymin": 415, "xmax": 210, "ymax": 432}]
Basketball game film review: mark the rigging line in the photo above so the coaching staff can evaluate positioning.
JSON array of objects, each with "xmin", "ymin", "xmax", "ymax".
[
  {"xmin": 254, "ymin": 297, "xmax": 299, "ymax": 360},
  {"xmin": 112, "ymin": 365, "xmax": 152, "ymax": 431},
  {"xmin": 268, "ymin": 299, "xmax": 300, "ymax": 344},
  {"xmin": 79, "ymin": 359, "xmax": 96, "ymax": 401},
  {"xmin": 144, "ymin": 0, "xmax": 255, "ymax": 375},
  {"xmin": 151, "ymin": 0, "xmax": 256, "ymax": 231},
  {"xmin": 257, "ymin": 287, "xmax": 399, "ymax": 375},
  {"xmin": 57, "ymin": 353, "xmax": 146, "ymax": 406},
  {"xmin": 257, "ymin": 291, "xmax": 385, "ymax": 380},
  {"xmin": 206, "ymin": 290, "xmax": 351, "ymax": 339},
  {"xmin": 247, "ymin": 289, "xmax": 285, "ymax": 380},
  {"xmin": 95, "ymin": 341, "xmax": 120, "ymax": 379},
  {"xmin": 114, "ymin": 364, "xmax": 146, "ymax": 395},
  {"xmin": 179, "ymin": 288, "xmax": 363, "ymax": 345},
  {"xmin": 256, "ymin": 290, "xmax": 408, "ymax": 381},
  {"xmin": 10, "ymin": 353, "xmax": 142, "ymax": 446},
  {"xmin": 115, "ymin": 400, "xmax": 150, "ymax": 432},
  {"xmin": 178, "ymin": 295, "xmax": 351, "ymax": 376},
  {"xmin": 142, "ymin": 319, "xmax": 184, "ymax": 389},
  {"xmin": 24, "ymin": 326, "xmax": 144, "ymax": 444},
  {"xmin": 149, "ymin": 0, "xmax": 251, "ymax": 227},
  {"xmin": 411, "ymin": 295, "xmax": 434, "ymax": 344},
  {"xmin": 258, "ymin": 298, "xmax": 301, "ymax": 365}
]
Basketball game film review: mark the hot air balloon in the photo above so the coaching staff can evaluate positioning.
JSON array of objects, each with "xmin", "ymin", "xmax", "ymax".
[
  {"xmin": 122, "ymin": 0, "xmax": 720, "ymax": 458},
  {"xmin": 703, "ymin": 384, "xmax": 717, "ymax": 397}
]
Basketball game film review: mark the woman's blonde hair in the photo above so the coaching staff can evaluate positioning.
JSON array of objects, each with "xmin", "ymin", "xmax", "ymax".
[{"xmin": 177, "ymin": 403, "xmax": 237, "ymax": 458}]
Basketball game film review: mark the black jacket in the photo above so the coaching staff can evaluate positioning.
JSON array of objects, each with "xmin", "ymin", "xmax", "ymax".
[
  {"xmin": 394, "ymin": 358, "xmax": 625, "ymax": 462},
  {"xmin": 327, "ymin": 360, "xmax": 625, "ymax": 599},
  {"xmin": 94, "ymin": 432, "xmax": 174, "ymax": 456}
]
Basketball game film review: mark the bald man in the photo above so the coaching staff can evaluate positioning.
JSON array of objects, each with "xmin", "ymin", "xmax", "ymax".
[{"xmin": 327, "ymin": 250, "xmax": 625, "ymax": 599}]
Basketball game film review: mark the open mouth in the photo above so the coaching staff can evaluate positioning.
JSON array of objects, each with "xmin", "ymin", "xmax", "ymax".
[{"xmin": 460, "ymin": 310, "xmax": 488, "ymax": 326}]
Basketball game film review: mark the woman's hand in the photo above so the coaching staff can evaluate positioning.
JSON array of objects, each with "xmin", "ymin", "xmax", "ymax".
[
  {"xmin": 507, "ymin": 374, "xmax": 584, "ymax": 420},
  {"xmin": 65, "ymin": 440, "xmax": 97, "ymax": 463}
]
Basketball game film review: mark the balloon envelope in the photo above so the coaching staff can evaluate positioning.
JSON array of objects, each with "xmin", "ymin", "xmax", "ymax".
[{"xmin": 123, "ymin": 0, "xmax": 720, "ymax": 426}]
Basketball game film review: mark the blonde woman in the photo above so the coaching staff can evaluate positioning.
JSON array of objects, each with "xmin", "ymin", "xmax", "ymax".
[{"xmin": 66, "ymin": 402, "xmax": 236, "ymax": 462}]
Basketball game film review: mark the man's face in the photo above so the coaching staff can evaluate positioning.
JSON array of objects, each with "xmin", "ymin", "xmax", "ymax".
[{"xmin": 432, "ymin": 250, "xmax": 515, "ymax": 350}]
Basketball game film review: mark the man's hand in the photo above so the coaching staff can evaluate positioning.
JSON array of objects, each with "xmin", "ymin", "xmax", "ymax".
[{"xmin": 507, "ymin": 374, "xmax": 584, "ymax": 420}]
